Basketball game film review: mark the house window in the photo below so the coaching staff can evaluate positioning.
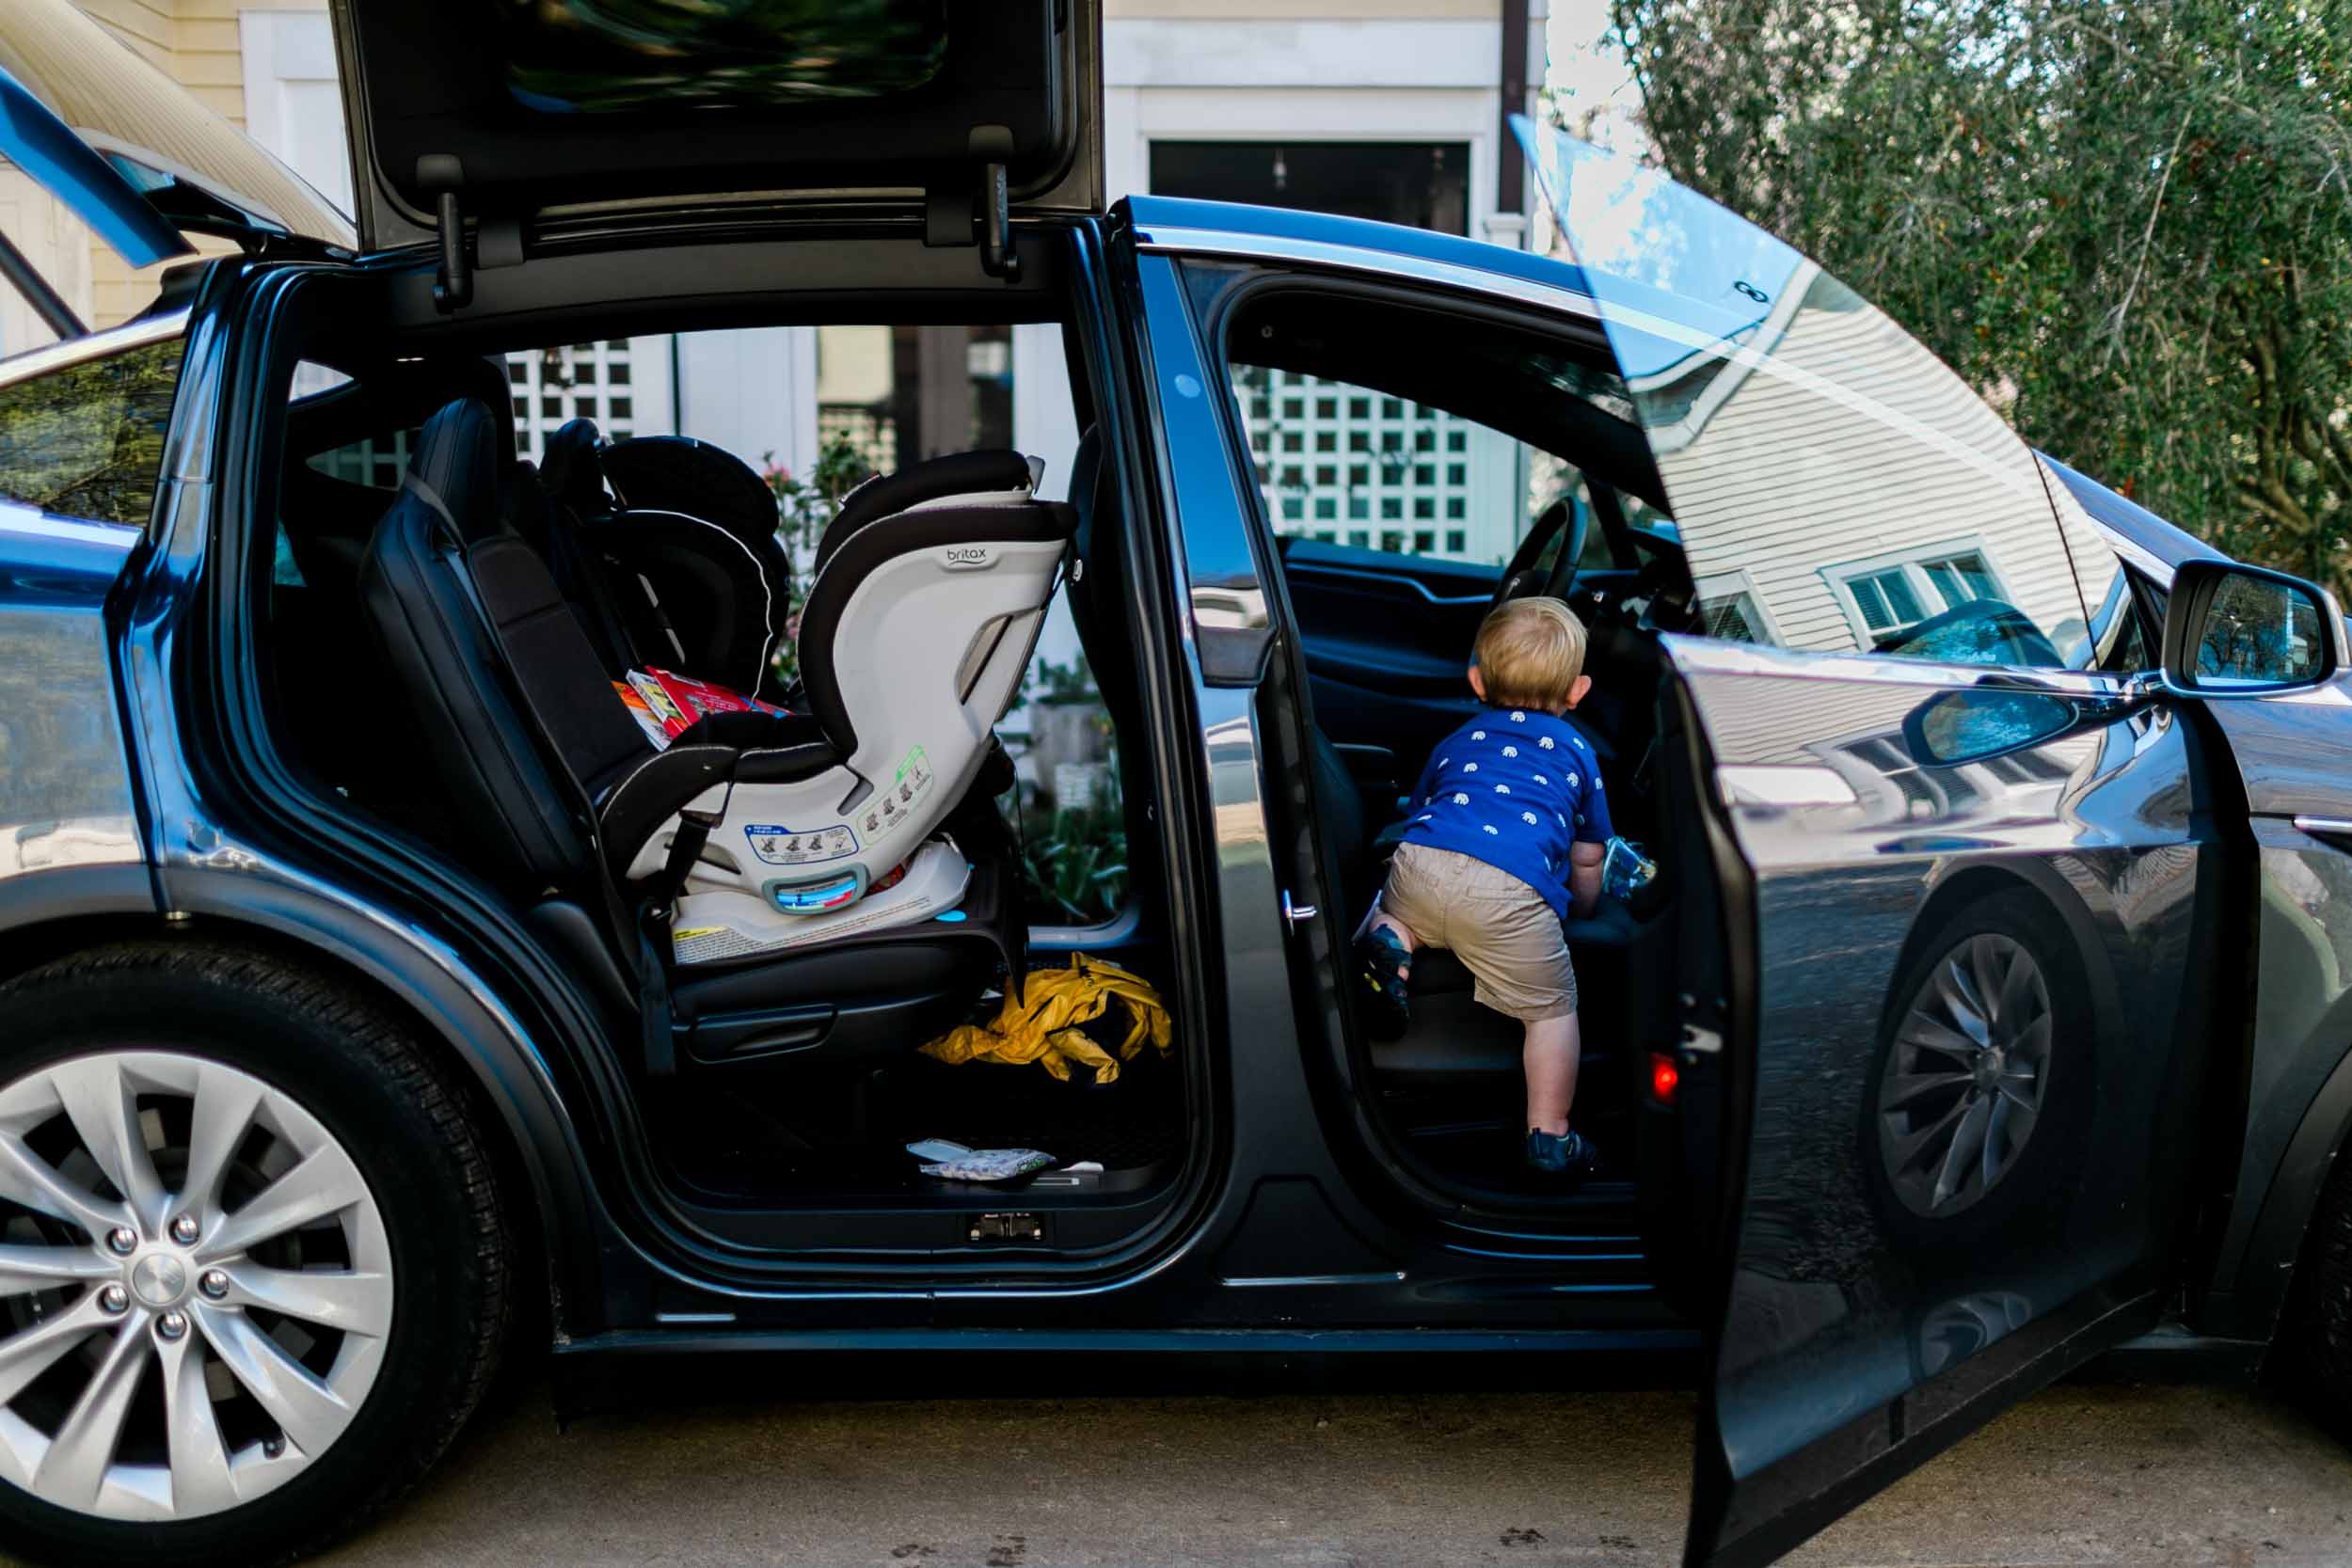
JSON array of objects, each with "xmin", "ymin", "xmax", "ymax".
[
  {"xmin": 1847, "ymin": 567, "xmax": 1927, "ymax": 636},
  {"xmin": 1702, "ymin": 594, "xmax": 1769, "ymax": 643},
  {"xmin": 1149, "ymin": 143, "xmax": 1470, "ymax": 234},
  {"xmin": 1692, "ymin": 570, "xmax": 1777, "ymax": 646},
  {"xmin": 1832, "ymin": 546, "xmax": 2007, "ymax": 648}
]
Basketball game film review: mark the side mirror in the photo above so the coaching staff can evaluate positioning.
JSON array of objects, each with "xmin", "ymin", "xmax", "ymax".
[
  {"xmin": 1902, "ymin": 687, "xmax": 2078, "ymax": 768},
  {"xmin": 2159, "ymin": 559, "xmax": 2344, "ymax": 696}
]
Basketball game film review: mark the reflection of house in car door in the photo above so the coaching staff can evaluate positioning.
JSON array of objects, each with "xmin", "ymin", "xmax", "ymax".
[{"xmin": 1631, "ymin": 259, "xmax": 2090, "ymax": 660}]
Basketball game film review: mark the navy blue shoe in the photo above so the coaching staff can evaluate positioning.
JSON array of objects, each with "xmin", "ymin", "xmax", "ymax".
[
  {"xmin": 1525, "ymin": 1128, "xmax": 1601, "ymax": 1179},
  {"xmin": 1354, "ymin": 926, "xmax": 1413, "ymax": 1040}
]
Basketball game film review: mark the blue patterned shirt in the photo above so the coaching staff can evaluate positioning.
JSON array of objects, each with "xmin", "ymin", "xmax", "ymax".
[{"xmin": 1397, "ymin": 707, "xmax": 1613, "ymax": 918}]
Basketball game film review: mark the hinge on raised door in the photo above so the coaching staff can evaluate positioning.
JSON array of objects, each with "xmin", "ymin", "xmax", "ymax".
[
  {"xmin": 923, "ymin": 126, "xmax": 1022, "ymax": 282},
  {"xmin": 417, "ymin": 153, "xmax": 471, "ymax": 312}
]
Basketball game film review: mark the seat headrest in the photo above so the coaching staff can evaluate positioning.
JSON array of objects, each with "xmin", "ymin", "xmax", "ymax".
[
  {"xmin": 817, "ymin": 448, "xmax": 1036, "ymax": 576},
  {"xmin": 795, "ymin": 498, "xmax": 1076, "ymax": 761},
  {"xmin": 404, "ymin": 397, "xmax": 510, "ymax": 546},
  {"xmin": 539, "ymin": 418, "xmax": 608, "ymax": 520},
  {"xmin": 602, "ymin": 436, "xmax": 779, "ymax": 546}
]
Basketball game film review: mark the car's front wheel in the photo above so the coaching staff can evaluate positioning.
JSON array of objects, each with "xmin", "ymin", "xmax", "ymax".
[{"xmin": 0, "ymin": 941, "xmax": 511, "ymax": 1567}]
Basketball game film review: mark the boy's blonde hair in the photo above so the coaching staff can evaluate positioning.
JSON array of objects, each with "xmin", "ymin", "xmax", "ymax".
[{"xmin": 1473, "ymin": 596, "xmax": 1589, "ymax": 709}]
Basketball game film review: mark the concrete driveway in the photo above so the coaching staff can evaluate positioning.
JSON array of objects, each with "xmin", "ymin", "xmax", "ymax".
[{"xmin": 309, "ymin": 1366, "xmax": 2352, "ymax": 1568}]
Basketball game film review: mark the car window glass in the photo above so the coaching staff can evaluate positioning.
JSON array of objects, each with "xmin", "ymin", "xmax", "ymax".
[
  {"xmin": 1530, "ymin": 138, "xmax": 2092, "ymax": 672},
  {"xmin": 1615, "ymin": 264, "xmax": 2087, "ymax": 669},
  {"xmin": 1225, "ymin": 362, "xmax": 1605, "ymax": 569},
  {"xmin": 307, "ymin": 428, "xmax": 412, "ymax": 490},
  {"xmin": 0, "ymin": 336, "xmax": 184, "ymax": 526},
  {"xmin": 2079, "ymin": 554, "xmax": 2152, "ymax": 673}
]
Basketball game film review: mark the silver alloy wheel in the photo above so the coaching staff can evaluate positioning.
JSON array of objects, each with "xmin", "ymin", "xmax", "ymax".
[
  {"xmin": 1875, "ymin": 933, "xmax": 2052, "ymax": 1219},
  {"xmin": 0, "ymin": 1052, "xmax": 391, "ymax": 1521}
]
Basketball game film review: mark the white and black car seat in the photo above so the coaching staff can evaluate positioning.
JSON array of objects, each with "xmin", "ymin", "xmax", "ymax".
[
  {"xmin": 358, "ymin": 396, "xmax": 1032, "ymax": 1071},
  {"xmin": 536, "ymin": 419, "xmax": 793, "ymax": 696},
  {"xmin": 644, "ymin": 444, "xmax": 1072, "ymax": 954}
]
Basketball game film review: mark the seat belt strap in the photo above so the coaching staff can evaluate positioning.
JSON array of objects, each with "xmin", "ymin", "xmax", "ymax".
[
  {"xmin": 635, "ymin": 921, "xmax": 677, "ymax": 1077},
  {"xmin": 404, "ymin": 469, "xmax": 460, "ymax": 538},
  {"xmin": 633, "ymin": 786, "xmax": 727, "ymax": 1079},
  {"xmin": 656, "ymin": 806, "xmax": 720, "ymax": 914}
]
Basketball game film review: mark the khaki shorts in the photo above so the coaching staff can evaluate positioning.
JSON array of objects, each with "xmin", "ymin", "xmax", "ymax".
[{"xmin": 1379, "ymin": 843, "xmax": 1578, "ymax": 1022}]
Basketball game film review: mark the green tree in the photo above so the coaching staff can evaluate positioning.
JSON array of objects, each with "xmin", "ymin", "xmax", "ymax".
[{"xmin": 1608, "ymin": 0, "xmax": 2352, "ymax": 593}]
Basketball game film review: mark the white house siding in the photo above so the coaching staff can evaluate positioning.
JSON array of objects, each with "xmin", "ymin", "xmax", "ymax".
[{"xmin": 1657, "ymin": 277, "xmax": 2090, "ymax": 660}]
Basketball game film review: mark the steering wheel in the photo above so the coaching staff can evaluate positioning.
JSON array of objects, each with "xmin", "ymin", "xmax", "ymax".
[{"xmin": 1487, "ymin": 496, "xmax": 1589, "ymax": 617}]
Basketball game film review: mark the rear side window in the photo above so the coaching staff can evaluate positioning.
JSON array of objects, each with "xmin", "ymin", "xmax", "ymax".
[{"xmin": 0, "ymin": 337, "xmax": 185, "ymax": 526}]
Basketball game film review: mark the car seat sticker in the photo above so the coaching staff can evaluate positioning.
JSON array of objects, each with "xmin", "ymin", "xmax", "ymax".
[
  {"xmin": 744, "ymin": 822, "xmax": 858, "ymax": 865},
  {"xmin": 861, "ymin": 745, "xmax": 939, "ymax": 839}
]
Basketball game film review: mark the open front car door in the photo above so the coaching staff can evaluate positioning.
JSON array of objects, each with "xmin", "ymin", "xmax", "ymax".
[{"xmin": 1515, "ymin": 121, "xmax": 2263, "ymax": 1565}]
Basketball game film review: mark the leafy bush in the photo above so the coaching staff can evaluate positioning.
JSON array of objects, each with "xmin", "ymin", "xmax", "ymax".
[{"xmin": 1018, "ymin": 803, "xmax": 1129, "ymax": 925}]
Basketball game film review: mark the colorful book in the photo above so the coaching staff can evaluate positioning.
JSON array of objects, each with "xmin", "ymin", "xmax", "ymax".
[{"xmin": 615, "ymin": 668, "xmax": 791, "ymax": 751}]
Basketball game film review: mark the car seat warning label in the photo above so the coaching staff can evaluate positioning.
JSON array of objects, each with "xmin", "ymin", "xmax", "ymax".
[
  {"xmin": 859, "ymin": 747, "xmax": 937, "ymax": 839},
  {"xmin": 744, "ymin": 823, "xmax": 857, "ymax": 865}
]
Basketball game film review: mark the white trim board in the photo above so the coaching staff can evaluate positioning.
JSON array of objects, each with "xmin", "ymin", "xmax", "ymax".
[
  {"xmin": 1107, "ymin": 19, "xmax": 1500, "ymax": 88},
  {"xmin": 237, "ymin": 10, "xmax": 354, "ymax": 214}
]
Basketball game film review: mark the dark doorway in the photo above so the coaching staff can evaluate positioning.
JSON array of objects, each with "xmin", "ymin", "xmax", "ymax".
[{"xmin": 1149, "ymin": 142, "xmax": 1470, "ymax": 235}]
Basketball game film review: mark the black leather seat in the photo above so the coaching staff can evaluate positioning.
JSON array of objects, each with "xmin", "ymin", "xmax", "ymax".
[{"xmin": 358, "ymin": 396, "xmax": 1019, "ymax": 1072}]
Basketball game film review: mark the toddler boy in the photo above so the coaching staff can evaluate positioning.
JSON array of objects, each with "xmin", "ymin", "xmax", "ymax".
[{"xmin": 1356, "ymin": 596, "xmax": 1612, "ymax": 1178}]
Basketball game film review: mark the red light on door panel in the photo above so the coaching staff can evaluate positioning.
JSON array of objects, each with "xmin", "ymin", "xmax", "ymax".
[{"xmin": 1647, "ymin": 1053, "xmax": 1679, "ymax": 1105}]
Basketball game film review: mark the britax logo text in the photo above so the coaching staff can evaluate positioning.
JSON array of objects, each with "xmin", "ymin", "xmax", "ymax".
[{"xmin": 943, "ymin": 546, "xmax": 991, "ymax": 567}]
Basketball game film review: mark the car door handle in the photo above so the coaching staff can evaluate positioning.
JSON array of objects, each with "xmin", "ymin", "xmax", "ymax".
[{"xmin": 1282, "ymin": 889, "xmax": 1318, "ymax": 931}]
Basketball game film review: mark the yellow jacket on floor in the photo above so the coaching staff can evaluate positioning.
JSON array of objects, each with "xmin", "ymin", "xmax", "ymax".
[{"xmin": 920, "ymin": 956, "xmax": 1172, "ymax": 1083}]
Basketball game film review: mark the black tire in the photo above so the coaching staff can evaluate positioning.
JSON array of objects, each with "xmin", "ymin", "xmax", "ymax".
[
  {"xmin": 0, "ymin": 941, "xmax": 511, "ymax": 1568},
  {"xmin": 1857, "ymin": 887, "xmax": 2096, "ymax": 1259},
  {"xmin": 2285, "ymin": 1127, "xmax": 2352, "ymax": 1431}
]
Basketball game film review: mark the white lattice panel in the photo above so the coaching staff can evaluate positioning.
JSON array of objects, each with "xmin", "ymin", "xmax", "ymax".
[
  {"xmin": 506, "ymin": 341, "xmax": 644, "ymax": 463},
  {"xmin": 1232, "ymin": 367, "xmax": 1518, "ymax": 562}
]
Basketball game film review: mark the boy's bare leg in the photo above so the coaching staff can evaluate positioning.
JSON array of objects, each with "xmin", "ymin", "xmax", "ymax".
[{"xmin": 1523, "ymin": 1011, "xmax": 1581, "ymax": 1135}]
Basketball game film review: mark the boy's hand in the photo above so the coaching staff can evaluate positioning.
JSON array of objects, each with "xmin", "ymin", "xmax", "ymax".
[{"xmin": 1568, "ymin": 840, "xmax": 1605, "ymax": 920}]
